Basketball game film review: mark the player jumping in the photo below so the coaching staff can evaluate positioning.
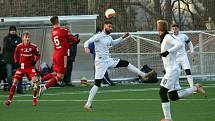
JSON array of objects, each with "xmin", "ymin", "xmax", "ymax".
[
  {"xmin": 157, "ymin": 20, "xmax": 206, "ymax": 121},
  {"xmin": 39, "ymin": 16, "xmax": 79, "ymax": 96},
  {"xmin": 4, "ymin": 31, "xmax": 40, "ymax": 107},
  {"xmin": 83, "ymin": 21, "xmax": 156, "ymax": 111}
]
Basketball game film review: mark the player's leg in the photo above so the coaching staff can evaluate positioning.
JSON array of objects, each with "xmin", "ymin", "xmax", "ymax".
[
  {"xmin": 181, "ymin": 57, "xmax": 194, "ymax": 88},
  {"xmin": 31, "ymin": 76, "xmax": 38, "ymax": 106},
  {"xmin": 39, "ymin": 72, "xmax": 64, "ymax": 96},
  {"xmin": 39, "ymin": 56, "xmax": 66, "ymax": 96},
  {"xmin": 114, "ymin": 59, "xmax": 156, "ymax": 80},
  {"xmin": 159, "ymin": 68, "xmax": 180, "ymax": 121},
  {"xmin": 185, "ymin": 69, "xmax": 194, "ymax": 88},
  {"xmin": 84, "ymin": 61, "xmax": 107, "ymax": 111},
  {"xmin": 160, "ymin": 81, "xmax": 171, "ymax": 120},
  {"xmin": 40, "ymin": 73, "xmax": 54, "ymax": 82},
  {"xmin": 4, "ymin": 70, "xmax": 23, "ymax": 107},
  {"xmin": 169, "ymin": 83, "xmax": 206, "ymax": 101},
  {"xmin": 84, "ymin": 79, "xmax": 102, "ymax": 111}
]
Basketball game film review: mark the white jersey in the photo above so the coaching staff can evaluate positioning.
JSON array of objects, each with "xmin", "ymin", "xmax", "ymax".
[
  {"xmin": 172, "ymin": 33, "xmax": 189, "ymax": 58},
  {"xmin": 161, "ymin": 34, "xmax": 183, "ymax": 69},
  {"xmin": 84, "ymin": 32, "xmax": 127, "ymax": 79},
  {"xmin": 84, "ymin": 32, "xmax": 124, "ymax": 60},
  {"xmin": 160, "ymin": 33, "xmax": 183, "ymax": 90}
]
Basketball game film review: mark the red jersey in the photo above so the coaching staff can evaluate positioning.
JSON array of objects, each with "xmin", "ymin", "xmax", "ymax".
[
  {"xmin": 51, "ymin": 27, "xmax": 78, "ymax": 57},
  {"xmin": 14, "ymin": 42, "xmax": 40, "ymax": 69}
]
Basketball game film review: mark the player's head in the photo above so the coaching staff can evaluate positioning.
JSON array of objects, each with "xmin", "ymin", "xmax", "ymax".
[
  {"xmin": 9, "ymin": 26, "xmax": 17, "ymax": 35},
  {"xmin": 157, "ymin": 20, "xmax": 168, "ymax": 32},
  {"xmin": 50, "ymin": 16, "xmax": 59, "ymax": 26},
  {"xmin": 171, "ymin": 24, "xmax": 179, "ymax": 35},
  {"xmin": 22, "ymin": 31, "xmax": 30, "ymax": 45},
  {"xmin": 103, "ymin": 21, "xmax": 113, "ymax": 35}
]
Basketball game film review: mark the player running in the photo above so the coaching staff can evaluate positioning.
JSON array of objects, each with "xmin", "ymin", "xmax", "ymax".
[
  {"xmin": 171, "ymin": 24, "xmax": 195, "ymax": 89},
  {"xmin": 39, "ymin": 16, "xmax": 79, "ymax": 96},
  {"xmin": 157, "ymin": 20, "xmax": 206, "ymax": 121},
  {"xmin": 4, "ymin": 31, "xmax": 40, "ymax": 107},
  {"xmin": 83, "ymin": 21, "xmax": 156, "ymax": 111}
]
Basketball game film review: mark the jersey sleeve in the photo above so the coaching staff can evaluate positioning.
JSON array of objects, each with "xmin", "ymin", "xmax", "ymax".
[
  {"xmin": 165, "ymin": 35, "xmax": 183, "ymax": 53},
  {"xmin": 93, "ymin": 33, "xmax": 103, "ymax": 42},
  {"xmin": 111, "ymin": 37, "xmax": 124, "ymax": 46},
  {"xmin": 184, "ymin": 34, "xmax": 190, "ymax": 43},
  {"xmin": 14, "ymin": 46, "xmax": 20, "ymax": 63},
  {"xmin": 34, "ymin": 46, "xmax": 40, "ymax": 61},
  {"xmin": 84, "ymin": 36, "xmax": 95, "ymax": 48},
  {"xmin": 63, "ymin": 29, "xmax": 78, "ymax": 43}
]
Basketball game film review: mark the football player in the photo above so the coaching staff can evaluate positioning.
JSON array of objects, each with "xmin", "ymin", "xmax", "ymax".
[
  {"xmin": 39, "ymin": 16, "xmax": 79, "ymax": 96},
  {"xmin": 83, "ymin": 21, "xmax": 156, "ymax": 111},
  {"xmin": 171, "ymin": 24, "xmax": 195, "ymax": 89},
  {"xmin": 157, "ymin": 20, "xmax": 206, "ymax": 121},
  {"xmin": 4, "ymin": 31, "xmax": 40, "ymax": 107}
]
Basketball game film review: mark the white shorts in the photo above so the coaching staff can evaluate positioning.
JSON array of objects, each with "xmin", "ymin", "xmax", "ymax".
[
  {"xmin": 160, "ymin": 66, "xmax": 181, "ymax": 90},
  {"xmin": 176, "ymin": 55, "xmax": 191, "ymax": 70},
  {"xmin": 95, "ymin": 58, "xmax": 120, "ymax": 79}
]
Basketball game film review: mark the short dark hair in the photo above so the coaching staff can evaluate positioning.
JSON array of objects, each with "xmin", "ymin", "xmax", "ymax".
[
  {"xmin": 50, "ymin": 16, "xmax": 59, "ymax": 25},
  {"xmin": 9, "ymin": 26, "xmax": 16, "ymax": 31},
  {"xmin": 104, "ymin": 21, "xmax": 113, "ymax": 25},
  {"xmin": 171, "ymin": 24, "xmax": 179, "ymax": 28}
]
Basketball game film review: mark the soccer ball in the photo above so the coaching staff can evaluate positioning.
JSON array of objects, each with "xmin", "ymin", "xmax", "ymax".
[{"xmin": 105, "ymin": 8, "xmax": 116, "ymax": 19}]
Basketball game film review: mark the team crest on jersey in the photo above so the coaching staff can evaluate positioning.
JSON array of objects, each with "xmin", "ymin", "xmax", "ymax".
[{"xmin": 32, "ymin": 69, "xmax": 35, "ymax": 72}]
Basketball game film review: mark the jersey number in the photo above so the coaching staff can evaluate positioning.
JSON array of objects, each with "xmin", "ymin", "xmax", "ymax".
[
  {"xmin": 162, "ymin": 79, "xmax": 168, "ymax": 85},
  {"xmin": 54, "ymin": 36, "xmax": 61, "ymax": 48}
]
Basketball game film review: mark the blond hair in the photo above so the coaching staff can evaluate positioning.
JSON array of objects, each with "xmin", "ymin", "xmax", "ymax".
[
  {"xmin": 157, "ymin": 20, "xmax": 168, "ymax": 31},
  {"xmin": 22, "ymin": 31, "xmax": 30, "ymax": 37}
]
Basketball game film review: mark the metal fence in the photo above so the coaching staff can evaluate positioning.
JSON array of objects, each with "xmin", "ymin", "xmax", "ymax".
[
  {"xmin": 108, "ymin": 31, "xmax": 215, "ymax": 79},
  {"xmin": 1, "ymin": 26, "xmax": 215, "ymax": 80}
]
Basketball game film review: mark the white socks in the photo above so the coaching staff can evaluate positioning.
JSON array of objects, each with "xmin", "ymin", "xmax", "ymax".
[
  {"xmin": 187, "ymin": 75, "xmax": 194, "ymax": 88},
  {"xmin": 162, "ymin": 102, "xmax": 172, "ymax": 120},
  {"xmin": 127, "ymin": 63, "xmax": 145, "ymax": 77},
  {"xmin": 177, "ymin": 87, "xmax": 197, "ymax": 98},
  {"xmin": 86, "ymin": 85, "xmax": 99, "ymax": 107}
]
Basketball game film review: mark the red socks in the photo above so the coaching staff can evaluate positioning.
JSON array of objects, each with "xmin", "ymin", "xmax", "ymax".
[
  {"xmin": 33, "ymin": 90, "xmax": 37, "ymax": 98},
  {"xmin": 41, "ymin": 73, "xmax": 54, "ymax": 82},
  {"xmin": 8, "ymin": 85, "xmax": 16, "ymax": 101},
  {"xmin": 45, "ymin": 76, "xmax": 60, "ymax": 89}
]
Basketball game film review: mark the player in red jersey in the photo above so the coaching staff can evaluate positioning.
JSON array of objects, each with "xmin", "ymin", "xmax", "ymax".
[
  {"xmin": 4, "ymin": 31, "xmax": 40, "ymax": 107},
  {"xmin": 39, "ymin": 16, "xmax": 79, "ymax": 96}
]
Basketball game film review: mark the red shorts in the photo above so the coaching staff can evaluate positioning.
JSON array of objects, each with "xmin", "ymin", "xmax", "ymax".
[
  {"xmin": 14, "ymin": 67, "xmax": 37, "ymax": 80},
  {"xmin": 53, "ymin": 55, "xmax": 67, "ymax": 74}
]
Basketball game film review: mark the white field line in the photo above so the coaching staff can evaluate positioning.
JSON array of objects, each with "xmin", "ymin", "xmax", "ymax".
[
  {"xmin": 0, "ymin": 85, "xmax": 215, "ymax": 98},
  {"xmin": 0, "ymin": 98, "xmax": 214, "ymax": 102}
]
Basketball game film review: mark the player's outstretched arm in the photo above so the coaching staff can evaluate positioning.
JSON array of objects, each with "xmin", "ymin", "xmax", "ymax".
[
  {"xmin": 111, "ymin": 32, "xmax": 130, "ymax": 46},
  {"xmin": 122, "ymin": 32, "xmax": 130, "ymax": 39}
]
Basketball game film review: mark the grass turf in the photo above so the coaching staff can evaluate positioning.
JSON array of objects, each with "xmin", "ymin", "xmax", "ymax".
[{"xmin": 0, "ymin": 81, "xmax": 215, "ymax": 121}]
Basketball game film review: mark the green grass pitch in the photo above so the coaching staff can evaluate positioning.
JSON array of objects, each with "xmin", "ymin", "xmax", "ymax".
[{"xmin": 0, "ymin": 81, "xmax": 215, "ymax": 121}]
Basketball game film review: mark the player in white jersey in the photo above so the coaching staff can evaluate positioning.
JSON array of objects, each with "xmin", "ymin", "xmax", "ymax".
[
  {"xmin": 157, "ymin": 20, "xmax": 206, "ymax": 121},
  {"xmin": 171, "ymin": 24, "xmax": 195, "ymax": 89},
  {"xmin": 83, "ymin": 21, "xmax": 155, "ymax": 111}
]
